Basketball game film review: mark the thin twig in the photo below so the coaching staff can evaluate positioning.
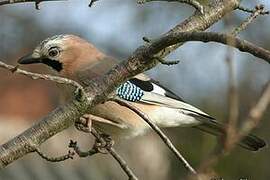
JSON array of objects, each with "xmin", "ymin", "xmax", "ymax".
[
  {"xmin": 0, "ymin": 0, "xmax": 66, "ymax": 7},
  {"xmin": 238, "ymin": 82, "xmax": 270, "ymax": 141},
  {"xmin": 237, "ymin": 4, "xmax": 269, "ymax": 15},
  {"xmin": 223, "ymin": 14, "xmax": 239, "ymax": 151},
  {"xmin": 72, "ymin": 117, "xmax": 138, "ymax": 180},
  {"xmin": 0, "ymin": 61, "xmax": 86, "ymax": 97},
  {"xmin": 90, "ymin": 128, "xmax": 139, "ymax": 180},
  {"xmin": 225, "ymin": 46, "xmax": 238, "ymax": 150},
  {"xmin": 25, "ymin": 145, "xmax": 75, "ymax": 162},
  {"xmin": 35, "ymin": 148, "xmax": 75, "ymax": 162},
  {"xmin": 112, "ymin": 98, "xmax": 197, "ymax": 175},
  {"xmin": 150, "ymin": 31, "xmax": 270, "ymax": 64},
  {"xmin": 108, "ymin": 148, "xmax": 138, "ymax": 180},
  {"xmin": 233, "ymin": 5, "xmax": 268, "ymax": 35},
  {"xmin": 143, "ymin": 37, "xmax": 180, "ymax": 65}
]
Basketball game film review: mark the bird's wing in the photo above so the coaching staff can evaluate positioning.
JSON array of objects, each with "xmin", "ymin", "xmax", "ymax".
[
  {"xmin": 76, "ymin": 66, "xmax": 266, "ymax": 150},
  {"xmin": 116, "ymin": 76, "xmax": 215, "ymax": 121}
]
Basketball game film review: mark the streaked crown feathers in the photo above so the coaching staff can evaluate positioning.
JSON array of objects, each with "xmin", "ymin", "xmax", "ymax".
[{"xmin": 33, "ymin": 34, "xmax": 73, "ymax": 57}]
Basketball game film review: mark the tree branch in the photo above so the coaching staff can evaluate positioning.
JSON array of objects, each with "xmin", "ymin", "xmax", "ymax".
[
  {"xmin": 233, "ymin": 4, "xmax": 268, "ymax": 35},
  {"xmin": 150, "ymin": 31, "xmax": 270, "ymax": 64},
  {"xmin": 69, "ymin": 126, "xmax": 139, "ymax": 180}
]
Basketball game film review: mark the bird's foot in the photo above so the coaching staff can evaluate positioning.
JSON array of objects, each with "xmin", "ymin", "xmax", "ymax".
[
  {"xmin": 94, "ymin": 133, "xmax": 114, "ymax": 154},
  {"xmin": 75, "ymin": 114, "xmax": 92, "ymax": 133}
]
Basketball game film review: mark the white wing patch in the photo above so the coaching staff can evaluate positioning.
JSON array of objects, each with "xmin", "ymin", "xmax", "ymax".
[
  {"xmin": 148, "ymin": 106, "xmax": 201, "ymax": 127},
  {"xmin": 151, "ymin": 83, "xmax": 166, "ymax": 96}
]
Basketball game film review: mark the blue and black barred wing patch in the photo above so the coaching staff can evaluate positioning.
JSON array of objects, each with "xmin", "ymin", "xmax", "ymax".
[
  {"xmin": 116, "ymin": 81, "xmax": 144, "ymax": 102},
  {"xmin": 116, "ymin": 77, "xmax": 184, "ymax": 102}
]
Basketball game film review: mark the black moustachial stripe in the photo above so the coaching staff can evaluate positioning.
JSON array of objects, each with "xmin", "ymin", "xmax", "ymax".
[{"xmin": 42, "ymin": 58, "xmax": 63, "ymax": 72}]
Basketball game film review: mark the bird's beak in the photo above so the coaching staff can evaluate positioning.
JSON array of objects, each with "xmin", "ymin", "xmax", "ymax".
[{"xmin": 17, "ymin": 53, "xmax": 42, "ymax": 64}]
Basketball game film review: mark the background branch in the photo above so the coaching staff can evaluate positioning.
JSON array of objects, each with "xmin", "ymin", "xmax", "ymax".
[
  {"xmin": 225, "ymin": 4, "xmax": 266, "ymax": 151},
  {"xmin": 238, "ymin": 81, "xmax": 270, "ymax": 142},
  {"xmin": 194, "ymin": 6, "xmax": 269, "ymax": 178}
]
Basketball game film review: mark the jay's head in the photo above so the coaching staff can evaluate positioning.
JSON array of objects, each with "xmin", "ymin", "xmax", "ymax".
[{"xmin": 18, "ymin": 34, "xmax": 105, "ymax": 75}]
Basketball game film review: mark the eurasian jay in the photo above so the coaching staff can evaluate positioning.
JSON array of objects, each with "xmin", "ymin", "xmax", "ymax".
[{"xmin": 18, "ymin": 34, "xmax": 266, "ymax": 151}]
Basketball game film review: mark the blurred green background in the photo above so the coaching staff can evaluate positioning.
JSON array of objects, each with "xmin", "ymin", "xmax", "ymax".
[{"xmin": 0, "ymin": 0, "xmax": 269, "ymax": 179}]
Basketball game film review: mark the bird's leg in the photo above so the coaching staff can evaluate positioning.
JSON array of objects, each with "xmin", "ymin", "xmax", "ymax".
[
  {"xmin": 74, "ymin": 115, "xmax": 114, "ymax": 154},
  {"xmin": 75, "ymin": 114, "xmax": 92, "ymax": 133}
]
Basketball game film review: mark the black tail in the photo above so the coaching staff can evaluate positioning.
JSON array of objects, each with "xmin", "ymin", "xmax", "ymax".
[
  {"xmin": 194, "ymin": 120, "xmax": 266, "ymax": 151},
  {"xmin": 239, "ymin": 134, "xmax": 266, "ymax": 151}
]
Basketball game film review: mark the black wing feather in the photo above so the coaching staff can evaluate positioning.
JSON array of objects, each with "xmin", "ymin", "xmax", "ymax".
[{"xmin": 129, "ymin": 78, "xmax": 184, "ymax": 101}]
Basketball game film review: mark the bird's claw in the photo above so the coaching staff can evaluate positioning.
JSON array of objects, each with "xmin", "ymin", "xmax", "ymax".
[
  {"xmin": 94, "ymin": 133, "xmax": 114, "ymax": 154},
  {"xmin": 75, "ymin": 114, "xmax": 92, "ymax": 133}
]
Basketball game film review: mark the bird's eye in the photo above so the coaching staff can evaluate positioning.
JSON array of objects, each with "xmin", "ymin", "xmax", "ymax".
[{"xmin": 48, "ymin": 48, "xmax": 60, "ymax": 58}]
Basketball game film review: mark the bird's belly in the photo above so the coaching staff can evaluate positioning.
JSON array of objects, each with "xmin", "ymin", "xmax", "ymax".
[
  {"xmin": 90, "ymin": 101, "xmax": 149, "ymax": 139},
  {"xmin": 133, "ymin": 103, "xmax": 201, "ymax": 127},
  {"xmin": 147, "ymin": 106, "xmax": 201, "ymax": 127},
  {"xmin": 93, "ymin": 122, "xmax": 147, "ymax": 140},
  {"xmin": 90, "ymin": 101, "xmax": 201, "ymax": 139}
]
